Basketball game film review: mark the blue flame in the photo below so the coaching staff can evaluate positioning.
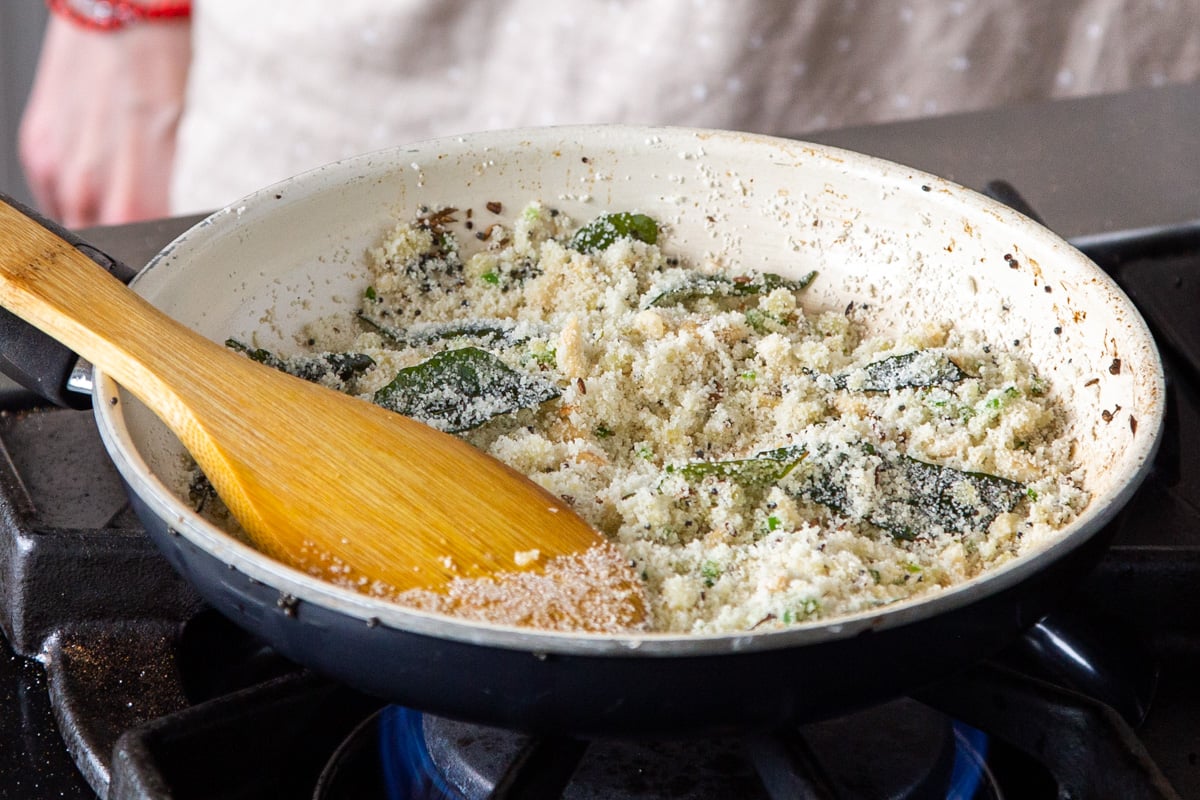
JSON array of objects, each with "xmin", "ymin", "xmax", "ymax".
[
  {"xmin": 948, "ymin": 722, "xmax": 989, "ymax": 799},
  {"xmin": 378, "ymin": 705, "xmax": 991, "ymax": 799},
  {"xmin": 379, "ymin": 707, "xmax": 464, "ymax": 800}
]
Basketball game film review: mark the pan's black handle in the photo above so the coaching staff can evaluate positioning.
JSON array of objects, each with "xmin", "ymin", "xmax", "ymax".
[
  {"xmin": 0, "ymin": 193, "xmax": 138, "ymax": 409},
  {"xmin": 981, "ymin": 179, "xmax": 1047, "ymax": 226}
]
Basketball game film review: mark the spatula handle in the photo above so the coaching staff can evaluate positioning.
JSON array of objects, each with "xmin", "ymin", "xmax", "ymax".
[
  {"xmin": 0, "ymin": 194, "xmax": 138, "ymax": 408},
  {"xmin": 0, "ymin": 196, "xmax": 219, "ymax": 430}
]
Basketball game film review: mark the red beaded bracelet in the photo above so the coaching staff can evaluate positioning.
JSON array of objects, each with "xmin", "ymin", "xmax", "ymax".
[{"xmin": 46, "ymin": 0, "xmax": 192, "ymax": 31}]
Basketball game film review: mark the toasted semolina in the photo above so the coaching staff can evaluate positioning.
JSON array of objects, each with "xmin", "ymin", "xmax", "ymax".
[{"xmin": 251, "ymin": 201, "xmax": 1089, "ymax": 634}]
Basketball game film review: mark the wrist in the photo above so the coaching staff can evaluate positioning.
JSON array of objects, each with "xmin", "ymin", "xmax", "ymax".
[{"xmin": 46, "ymin": 0, "xmax": 191, "ymax": 32}]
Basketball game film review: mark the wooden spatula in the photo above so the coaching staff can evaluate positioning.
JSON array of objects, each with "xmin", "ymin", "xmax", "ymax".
[{"xmin": 0, "ymin": 198, "xmax": 616, "ymax": 596}]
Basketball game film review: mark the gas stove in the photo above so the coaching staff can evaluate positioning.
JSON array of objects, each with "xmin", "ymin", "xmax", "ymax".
[{"xmin": 0, "ymin": 190, "xmax": 1197, "ymax": 799}]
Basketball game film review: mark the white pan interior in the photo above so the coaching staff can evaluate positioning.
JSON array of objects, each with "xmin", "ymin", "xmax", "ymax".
[{"xmin": 92, "ymin": 126, "xmax": 1164, "ymax": 655}]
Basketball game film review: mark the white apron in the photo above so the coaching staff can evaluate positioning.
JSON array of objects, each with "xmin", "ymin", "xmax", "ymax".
[{"xmin": 171, "ymin": 0, "xmax": 1200, "ymax": 214}]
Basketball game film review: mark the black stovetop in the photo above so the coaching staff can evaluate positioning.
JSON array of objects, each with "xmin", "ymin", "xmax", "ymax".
[{"xmin": 0, "ymin": 202, "xmax": 1198, "ymax": 798}]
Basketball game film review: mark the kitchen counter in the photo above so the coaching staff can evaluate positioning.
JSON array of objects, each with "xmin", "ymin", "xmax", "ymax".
[
  {"xmin": 78, "ymin": 79, "xmax": 1200, "ymax": 270},
  {"xmin": 806, "ymin": 80, "xmax": 1200, "ymax": 240}
]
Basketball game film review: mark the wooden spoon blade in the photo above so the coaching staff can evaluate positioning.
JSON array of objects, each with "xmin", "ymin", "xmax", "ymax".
[
  {"xmin": 0, "ymin": 199, "xmax": 636, "ymax": 613},
  {"xmin": 186, "ymin": 359, "xmax": 609, "ymax": 593}
]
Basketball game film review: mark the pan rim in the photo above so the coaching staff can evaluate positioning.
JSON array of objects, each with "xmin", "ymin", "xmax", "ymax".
[{"xmin": 91, "ymin": 124, "xmax": 1166, "ymax": 657}]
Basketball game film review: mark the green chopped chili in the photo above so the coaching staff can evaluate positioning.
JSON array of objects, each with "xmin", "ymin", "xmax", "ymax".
[{"xmin": 667, "ymin": 445, "xmax": 807, "ymax": 487}]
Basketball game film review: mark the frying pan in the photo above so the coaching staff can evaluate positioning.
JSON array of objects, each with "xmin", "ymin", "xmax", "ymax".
[{"xmin": 0, "ymin": 127, "xmax": 1164, "ymax": 736}]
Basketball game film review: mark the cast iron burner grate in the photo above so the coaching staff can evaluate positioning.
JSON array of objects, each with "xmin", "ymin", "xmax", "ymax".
[
  {"xmin": 0, "ymin": 183, "xmax": 1198, "ymax": 798},
  {"xmin": 318, "ymin": 698, "xmax": 977, "ymax": 798},
  {"xmin": 89, "ymin": 612, "xmax": 1184, "ymax": 799}
]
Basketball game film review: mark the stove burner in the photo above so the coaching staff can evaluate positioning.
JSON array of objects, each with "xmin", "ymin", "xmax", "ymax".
[{"xmin": 313, "ymin": 700, "xmax": 998, "ymax": 800}]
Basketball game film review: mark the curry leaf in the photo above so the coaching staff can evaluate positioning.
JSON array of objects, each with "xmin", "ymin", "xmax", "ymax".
[
  {"xmin": 358, "ymin": 310, "xmax": 525, "ymax": 350},
  {"xmin": 832, "ymin": 350, "xmax": 967, "ymax": 392},
  {"xmin": 225, "ymin": 339, "xmax": 375, "ymax": 384},
  {"xmin": 670, "ymin": 440, "xmax": 1023, "ymax": 540},
  {"xmin": 800, "ymin": 447, "xmax": 1024, "ymax": 540},
  {"xmin": 568, "ymin": 212, "xmax": 659, "ymax": 253},
  {"xmin": 373, "ymin": 346, "xmax": 560, "ymax": 432},
  {"xmin": 647, "ymin": 270, "xmax": 816, "ymax": 308},
  {"xmin": 880, "ymin": 455, "xmax": 1024, "ymax": 539}
]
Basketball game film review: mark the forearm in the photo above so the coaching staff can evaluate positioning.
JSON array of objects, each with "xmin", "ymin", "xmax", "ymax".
[{"xmin": 18, "ymin": 7, "xmax": 192, "ymax": 226}]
